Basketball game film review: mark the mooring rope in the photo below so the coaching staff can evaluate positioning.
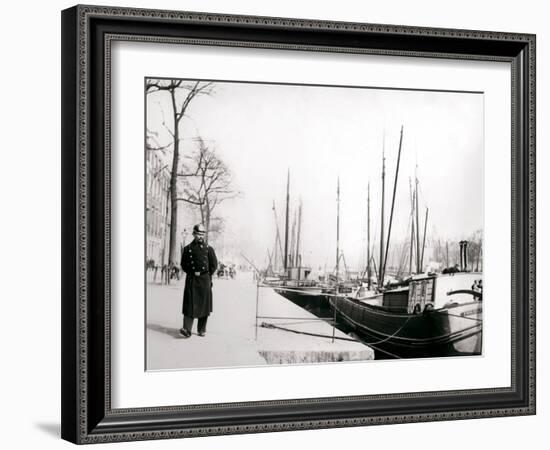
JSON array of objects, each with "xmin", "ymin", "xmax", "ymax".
[
  {"xmin": 260, "ymin": 315, "xmax": 413, "ymax": 346},
  {"xmin": 259, "ymin": 322, "xmax": 404, "ymax": 359},
  {"xmin": 260, "ymin": 322, "xmax": 356, "ymax": 342}
]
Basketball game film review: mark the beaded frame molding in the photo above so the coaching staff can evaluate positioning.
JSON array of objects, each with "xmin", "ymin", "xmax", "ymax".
[{"xmin": 61, "ymin": 4, "xmax": 536, "ymax": 444}]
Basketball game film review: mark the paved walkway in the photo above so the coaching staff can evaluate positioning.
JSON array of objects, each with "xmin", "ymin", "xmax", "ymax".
[{"xmin": 146, "ymin": 271, "xmax": 373, "ymax": 370}]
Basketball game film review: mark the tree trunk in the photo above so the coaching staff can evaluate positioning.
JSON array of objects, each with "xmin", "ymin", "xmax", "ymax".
[
  {"xmin": 205, "ymin": 197, "xmax": 211, "ymax": 243},
  {"xmin": 199, "ymin": 202, "xmax": 205, "ymax": 240},
  {"xmin": 168, "ymin": 90, "xmax": 179, "ymax": 264}
]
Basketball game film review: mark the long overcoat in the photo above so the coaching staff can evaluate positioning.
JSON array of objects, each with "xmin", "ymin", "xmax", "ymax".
[{"xmin": 180, "ymin": 239, "xmax": 218, "ymax": 318}]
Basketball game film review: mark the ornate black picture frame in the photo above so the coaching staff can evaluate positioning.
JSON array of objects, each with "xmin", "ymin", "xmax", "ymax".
[{"xmin": 61, "ymin": 4, "xmax": 536, "ymax": 444}]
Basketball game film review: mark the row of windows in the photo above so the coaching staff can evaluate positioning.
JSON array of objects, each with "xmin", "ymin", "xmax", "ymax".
[
  {"xmin": 146, "ymin": 209, "xmax": 166, "ymax": 238},
  {"xmin": 148, "ymin": 190, "xmax": 168, "ymax": 214},
  {"xmin": 147, "ymin": 148, "xmax": 165, "ymax": 170},
  {"xmin": 146, "ymin": 152, "xmax": 173, "ymax": 243},
  {"xmin": 147, "ymin": 168, "xmax": 170, "ymax": 199},
  {"xmin": 147, "ymin": 240, "xmax": 163, "ymax": 265},
  {"xmin": 410, "ymin": 280, "xmax": 433, "ymax": 300}
]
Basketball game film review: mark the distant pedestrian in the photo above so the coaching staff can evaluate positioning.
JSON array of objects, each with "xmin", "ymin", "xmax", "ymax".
[{"xmin": 179, "ymin": 224, "xmax": 218, "ymax": 338}]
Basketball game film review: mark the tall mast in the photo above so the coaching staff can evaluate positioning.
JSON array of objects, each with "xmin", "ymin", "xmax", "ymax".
[
  {"xmin": 290, "ymin": 210, "xmax": 297, "ymax": 268},
  {"xmin": 272, "ymin": 226, "xmax": 278, "ymax": 273},
  {"xmin": 409, "ymin": 177, "xmax": 415, "ymax": 275},
  {"xmin": 332, "ymin": 177, "xmax": 341, "ymax": 344},
  {"xmin": 272, "ymin": 201, "xmax": 284, "ymax": 272},
  {"xmin": 382, "ymin": 125, "xmax": 404, "ymax": 280},
  {"xmin": 415, "ymin": 166, "xmax": 420, "ymax": 273},
  {"xmin": 283, "ymin": 169, "xmax": 290, "ymax": 273},
  {"xmin": 420, "ymin": 207, "xmax": 429, "ymax": 271},
  {"xmin": 367, "ymin": 182, "xmax": 371, "ymax": 290},
  {"xmin": 379, "ymin": 136, "xmax": 386, "ymax": 287},
  {"xmin": 336, "ymin": 177, "xmax": 341, "ymax": 279},
  {"xmin": 295, "ymin": 199, "xmax": 302, "ymax": 268},
  {"xmin": 266, "ymin": 249, "xmax": 273, "ymax": 273}
]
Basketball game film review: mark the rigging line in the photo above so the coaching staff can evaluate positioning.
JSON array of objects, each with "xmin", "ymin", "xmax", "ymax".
[
  {"xmin": 257, "ymin": 317, "xmax": 334, "ymax": 322},
  {"xmin": 396, "ymin": 210, "xmax": 413, "ymax": 276},
  {"xmin": 337, "ymin": 302, "xmax": 481, "ymax": 343},
  {"xmin": 260, "ymin": 322, "xmax": 358, "ymax": 342},
  {"xmin": 359, "ymin": 219, "xmax": 379, "ymax": 280},
  {"xmin": 261, "ymin": 319, "xmax": 336, "ymax": 326}
]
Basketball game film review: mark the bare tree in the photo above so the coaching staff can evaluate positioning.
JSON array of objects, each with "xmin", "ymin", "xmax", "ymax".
[
  {"xmin": 208, "ymin": 217, "xmax": 226, "ymax": 236},
  {"xmin": 178, "ymin": 138, "xmax": 239, "ymax": 243},
  {"xmin": 145, "ymin": 132, "xmax": 171, "ymax": 197},
  {"xmin": 146, "ymin": 79, "xmax": 214, "ymax": 263},
  {"xmin": 467, "ymin": 229, "xmax": 483, "ymax": 272}
]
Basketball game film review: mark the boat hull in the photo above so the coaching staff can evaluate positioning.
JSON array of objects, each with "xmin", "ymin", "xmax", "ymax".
[
  {"xmin": 329, "ymin": 295, "xmax": 482, "ymax": 358},
  {"xmin": 274, "ymin": 286, "xmax": 332, "ymax": 318}
]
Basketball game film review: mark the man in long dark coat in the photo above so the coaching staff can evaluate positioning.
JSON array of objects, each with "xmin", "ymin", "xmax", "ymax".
[{"xmin": 179, "ymin": 224, "xmax": 218, "ymax": 338}]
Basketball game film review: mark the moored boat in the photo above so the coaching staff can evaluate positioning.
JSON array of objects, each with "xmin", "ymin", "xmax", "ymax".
[
  {"xmin": 328, "ymin": 271, "xmax": 482, "ymax": 358},
  {"xmin": 274, "ymin": 283, "xmax": 330, "ymax": 317}
]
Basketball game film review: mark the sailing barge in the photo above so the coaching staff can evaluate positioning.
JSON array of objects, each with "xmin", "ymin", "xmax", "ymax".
[
  {"xmin": 330, "ymin": 272, "xmax": 482, "ymax": 358},
  {"xmin": 273, "ymin": 264, "xmax": 482, "ymax": 358},
  {"xmin": 269, "ymin": 126, "xmax": 482, "ymax": 358}
]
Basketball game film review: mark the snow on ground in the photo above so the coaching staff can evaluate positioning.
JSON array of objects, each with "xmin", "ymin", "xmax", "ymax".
[{"xmin": 146, "ymin": 271, "xmax": 373, "ymax": 370}]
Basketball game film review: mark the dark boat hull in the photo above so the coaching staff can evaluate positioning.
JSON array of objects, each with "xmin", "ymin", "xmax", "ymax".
[
  {"xmin": 273, "ymin": 283, "xmax": 482, "ymax": 359},
  {"xmin": 329, "ymin": 295, "xmax": 482, "ymax": 358},
  {"xmin": 274, "ymin": 287, "xmax": 332, "ymax": 318}
]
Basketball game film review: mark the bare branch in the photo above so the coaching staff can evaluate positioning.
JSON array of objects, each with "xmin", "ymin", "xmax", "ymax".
[
  {"xmin": 175, "ymin": 135, "xmax": 237, "ymax": 242},
  {"xmin": 146, "ymin": 141, "xmax": 172, "ymax": 152},
  {"xmin": 145, "ymin": 79, "xmax": 218, "ymax": 263},
  {"xmin": 176, "ymin": 172, "xmax": 199, "ymax": 177},
  {"xmin": 176, "ymin": 197, "xmax": 204, "ymax": 206}
]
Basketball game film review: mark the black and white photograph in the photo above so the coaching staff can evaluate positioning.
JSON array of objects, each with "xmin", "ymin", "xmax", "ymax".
[
  {"xmin": 2, "ymin": 0, "xmax": 545, "ymax": 446},
  {"xmin": 145, "ymin": 78, "xmax": 484, "ymax": 370}
]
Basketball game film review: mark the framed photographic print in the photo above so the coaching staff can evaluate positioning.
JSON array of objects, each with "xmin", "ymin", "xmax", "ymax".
[{"xmin": 61, "ymin": 4, "xmax": 536, "ymax": 444}]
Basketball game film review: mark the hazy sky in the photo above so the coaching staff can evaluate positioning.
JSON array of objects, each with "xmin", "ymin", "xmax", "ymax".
[{"xmin": 146, "ymin": 80, "xmax": 483, "ymax": 270}]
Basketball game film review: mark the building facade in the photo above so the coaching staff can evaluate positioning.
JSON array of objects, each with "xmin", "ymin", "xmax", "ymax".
[{"xmin": 146, "ymin": 149, "xmax": 171, "ymax": 267}]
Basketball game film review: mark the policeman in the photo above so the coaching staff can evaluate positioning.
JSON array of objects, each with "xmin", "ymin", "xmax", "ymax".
[{"xmin": 179, "ymin": 224, "xmax": 218, "ymax": 338}]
